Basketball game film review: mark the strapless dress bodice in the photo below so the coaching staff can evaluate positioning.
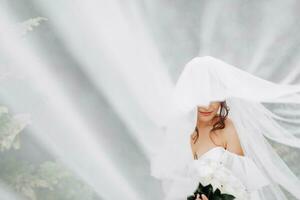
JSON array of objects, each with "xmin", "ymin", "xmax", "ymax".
[
  {"xmin": 192, "ymin": 146, "xmax": 270, "ymax": 192},
  {"xmin": 195, "ymin": 146, "xmax": 226, "ymax": 161},
  {"xmin": 161, "ymin": 146, "xmax": 271, "ymax": 200}
]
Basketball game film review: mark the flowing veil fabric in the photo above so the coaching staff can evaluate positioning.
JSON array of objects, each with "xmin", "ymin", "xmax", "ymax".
[{"xmin": 150, "ymin": 56, "xmax": 300, "ymax": 199}]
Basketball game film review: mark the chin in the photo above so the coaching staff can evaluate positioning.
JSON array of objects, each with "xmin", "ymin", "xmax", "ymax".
[
  {"xmin": 198, "ymin": 112, "xmax": 217, "ymax": 121},
  {"xmin": 199, "ymin": 115, "xmax": 214, "ymax": 121}
]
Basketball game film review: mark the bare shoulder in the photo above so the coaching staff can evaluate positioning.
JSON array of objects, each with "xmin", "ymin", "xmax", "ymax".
[
  {"xmin": 223, "ymin": 117, "xmax": 244, "ymax": 156},
  {"xmin": 224, "ymin": 117, "xmax": 235, "ymax": 132},
  {"xmin": 224, "ymin": 117, "xmax": 239, "ymax": 135}
]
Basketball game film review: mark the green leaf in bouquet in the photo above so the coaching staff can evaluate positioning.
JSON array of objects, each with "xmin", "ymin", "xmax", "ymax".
[
  {"xmin": 187, "ymin": 183, "xmax": 214, "ymax": 200},
  {"xmin": 187, "ymin": 195, "xmax": 195, "ymax": 200},
  {"xmin": 202, "ymin": 184, "xmax": 213, "ymax": 198},
  {"xmin": 221, "ymin": 193, "xmax": 235, "ymax": 200},
  {"xmin": 187, "ymin": 182, "xmax": 203, "ymax": 200},
  {"xmin": 195, "ymin": 182, "xmax": 204, "ymax": 193},
  {"xmin": 213, "ymin": 188, "xmax": 222, "ymax": 200},
  {"xmin": 187, "ymin": 182, "xmax": 236, "ymax": 200}
]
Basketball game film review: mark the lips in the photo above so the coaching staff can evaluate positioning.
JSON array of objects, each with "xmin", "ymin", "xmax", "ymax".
[{"xmin": 199, "ymin": 111, "xmax": 213, "ymax": 115}]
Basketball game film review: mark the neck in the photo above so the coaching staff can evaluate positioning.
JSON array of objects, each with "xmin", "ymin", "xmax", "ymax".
[
  {"xmin": 196, "ymin": 115, "xmax": 218, "ymax": 129},
  {"xmin": 196, "ymin": 119, "xmax": 213, "ymax": 128}
]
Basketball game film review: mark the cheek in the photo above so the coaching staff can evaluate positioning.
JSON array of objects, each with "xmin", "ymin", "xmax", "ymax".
[
  {"xmin": 211, "ymin": 104, "xmax": 219, "ymax": 111},
  {"xmin": 213, "ymin": 106, "xmax": 220, "ymax": 114}
]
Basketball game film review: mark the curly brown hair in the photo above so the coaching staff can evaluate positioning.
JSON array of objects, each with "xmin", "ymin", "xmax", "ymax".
[{"xmin": 192, "ymin": 100, "xmax": 230, "ymax": 144}]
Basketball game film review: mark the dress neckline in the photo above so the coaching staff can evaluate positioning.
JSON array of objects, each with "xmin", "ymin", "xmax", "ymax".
[{"xmin": 195, "ymin": 146, "xmax": 225, "ymax": 160}]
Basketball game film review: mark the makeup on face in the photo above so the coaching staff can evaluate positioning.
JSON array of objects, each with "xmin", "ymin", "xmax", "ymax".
[
  {"xmin": 199, "ymin": 110, "xmax": 213, "ymax": 116},
  {"xmin": 197, "ymin": 102, "xmax": 219, "ymax": 116}
]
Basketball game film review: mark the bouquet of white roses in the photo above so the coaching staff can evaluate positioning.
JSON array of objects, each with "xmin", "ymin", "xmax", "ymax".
[{"xmin": 187, "ymin": 159, "xmax": 250, "ymax": 200}]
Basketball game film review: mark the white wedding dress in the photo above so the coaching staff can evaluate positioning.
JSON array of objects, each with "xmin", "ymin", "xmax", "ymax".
[
  {"xmin": 161, "ymin": 145, "xmax": 271, "ymax": 200},
  {"xmin": 151, "ymin": 56, "xmax": 300, "ymax": 200}
]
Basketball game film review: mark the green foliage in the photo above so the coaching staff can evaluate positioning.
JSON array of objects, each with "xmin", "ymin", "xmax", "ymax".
[
  {"xmin": 35, "ymin": 162, "xmax": 95, "ymax": 200},
  {"xmin": 187, "ymin": 182, "xmax": 235, "ymax": 200},
  {"xmin": 0, "ymin": 156, "xmax": 97, "ymax": 200},
  {"xmin": 0, "ymin": 106, "xmax": 30, "ymax": 151},
  {"xmin": 20, "ymin": 17, "xmax": 48, "ymax": 35},
  {"xmin": 0, "ymin": 105, "xmax": 98, "ymax": 200}
]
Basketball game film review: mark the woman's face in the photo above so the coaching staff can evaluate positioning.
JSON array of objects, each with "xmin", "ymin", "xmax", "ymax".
[{"xmin": 197, "ymin": 101, "xmax": 220, "ymax": 122}]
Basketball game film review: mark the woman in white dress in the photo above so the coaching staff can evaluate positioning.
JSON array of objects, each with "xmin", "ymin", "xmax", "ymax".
[
  {"xmin": 150, "ymin": 56, "xmax": 300, "ymax": 200},
  {"xmin": 191, "ymin": 101, "xmax": 244, "ymax": 200},
  {"xmin": 191, "ymin": 102, "xmax": 244, "ymax": 161}
]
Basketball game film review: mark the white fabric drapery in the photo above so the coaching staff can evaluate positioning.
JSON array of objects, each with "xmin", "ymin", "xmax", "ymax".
[
  {"xmin": 0, "ymin": 1, "xmax": 300, "ymax": 200},
  {"xmin": 150, "ymin": 56, "xmax": 300, "ymax": 199}
]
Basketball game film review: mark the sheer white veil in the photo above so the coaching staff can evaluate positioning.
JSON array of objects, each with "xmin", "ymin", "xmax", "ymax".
[{"xmin": 150, "ymin": 56, "xmax": 300, "ymax": 199}]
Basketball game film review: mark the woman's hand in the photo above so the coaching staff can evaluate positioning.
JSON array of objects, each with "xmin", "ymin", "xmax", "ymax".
[{"xmin": 196, "ymin": 194, "xmax": 208, "ymax": 200}]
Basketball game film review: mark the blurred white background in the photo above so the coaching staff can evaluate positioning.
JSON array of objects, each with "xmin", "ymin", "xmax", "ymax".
[{"xmin": 0, "ymin": 0, "xmax": 300, "ymax": 199}]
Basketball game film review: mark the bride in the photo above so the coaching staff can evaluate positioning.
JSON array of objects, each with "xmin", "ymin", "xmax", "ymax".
[
  {"xmin": 191, "ymin": 101, "xmax": 244, "ymax": 200},
  {"xmin": 191, "ymin": 101, "xmax": 244, "ymax": 161},
  {"xmin": 150, "ymin": 56, "xmax": 300, "ymax": 200}
]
